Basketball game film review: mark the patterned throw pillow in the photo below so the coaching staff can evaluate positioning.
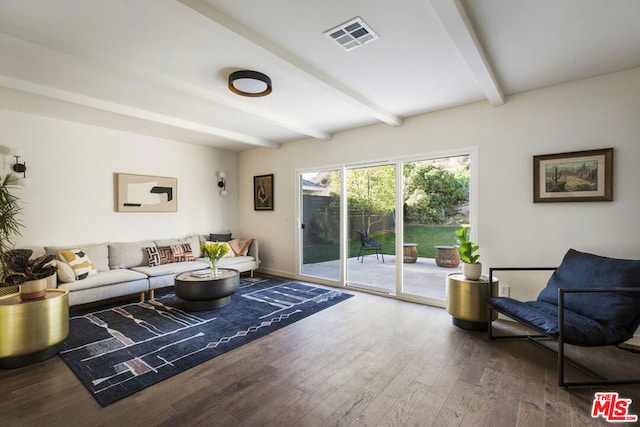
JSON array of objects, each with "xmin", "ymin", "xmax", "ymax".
[
  {"xmin": 58, "ymin": 249, "xmax": 98, "ymax": 280},
  {"xmin": 171, "ymin": 243, "xmax": 195, "ymax": 262},
  {"xmin": 145, "ymin": 246, "xmax": 174, "ymax": 267}
]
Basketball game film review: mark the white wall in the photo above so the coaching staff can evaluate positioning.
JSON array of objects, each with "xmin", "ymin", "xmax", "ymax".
[
  {"xmin": 239, "ymin": 67, "xmax": 640, "ymax": 300},
  {"xmin": 0, "ymin": 110, "xmax": 238, "ymax": 250}
]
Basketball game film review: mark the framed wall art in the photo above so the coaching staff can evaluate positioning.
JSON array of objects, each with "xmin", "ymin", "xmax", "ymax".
[
  {"xmin": 254, "ymin": 174, "xmax": 274, "ymax": 211},
  {"xmin": 115, "ymin": 173, "xmax": 177, "ymax": 212},
  {"xmin": 533, "ymin": 148, "xmax": 613, "ymax": 203}
]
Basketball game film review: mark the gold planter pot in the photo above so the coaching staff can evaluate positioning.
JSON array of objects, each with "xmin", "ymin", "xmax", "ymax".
[{"xmin": 19, "ymin": 277, "xmax": 49, "ymax": 300}]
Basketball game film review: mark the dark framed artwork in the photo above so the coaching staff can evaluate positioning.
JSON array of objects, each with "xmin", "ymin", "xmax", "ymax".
[
  {"xmin": 254, "ymin": 174, "xmax": 274, "ymax": 211},
  {"xmin": 115, "ymin": 173, "xmax": 177, "ymax": 212},
  {"xmin": 533, "ymin": 148, "xmax": 613, "ymax": 203}
]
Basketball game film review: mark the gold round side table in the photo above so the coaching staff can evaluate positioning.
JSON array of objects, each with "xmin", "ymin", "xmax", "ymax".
[
  {"xmin": 446, "ymin": 273, "xmax": 498, "ymax": 331},
  {"xmin": 0, "ymin": 289, "xmax": 69, "ymax": 368}
]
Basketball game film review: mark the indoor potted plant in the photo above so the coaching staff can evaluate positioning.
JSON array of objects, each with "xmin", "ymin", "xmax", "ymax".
[
  {"xmin": 200, "ymin": 241, "xmax": 230, "ymax": 277},
  {"xmin": 454, "ymin": 225, "xmax": 482, "ymax": 280},
  {"xmin": 0, "ymin": 174, "xmax": 23, "ymax": 283},
  {"xmin": 3, "ymin": 249, "xmax": 57, "ymax": 300}
]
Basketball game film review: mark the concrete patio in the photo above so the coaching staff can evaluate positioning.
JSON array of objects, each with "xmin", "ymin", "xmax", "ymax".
[{"xmin": 301, "ymin": 254, "xmax": 462, "ymax": 300}]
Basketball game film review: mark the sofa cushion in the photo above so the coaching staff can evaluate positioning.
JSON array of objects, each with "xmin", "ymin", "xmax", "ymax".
[
  {"xmin": 537, "ymin": 249, "xmax": 640, "ymax": 332},
  {"xmin": 210, "ymin": 232, "xmax": 232, "ymax": 242},
  {"xmin": 154, "ymin": 238, "xmax": 181, "ymax": 247},
  {"xmin": 58, "ymin": 249, "xmax": 98, "ymax": 280},
  {"xmin": 58, "ymin": 269, "xmax": 148, "ymax": 292},
  {"xmin": 228, "ymin": 238, "xmax": 254, "ymax": 256},
  {"xmin": 130, "ymin": 260, "xmax": 210, "ymax": 277},
  {"xmin": 45, "ymin": 243, "xmax": 109, "ymax": 272},
  {"xmin": 183, "ymin": 235, "xmax": 201, "ymax": 258},
  {"xmin": 145, "ymin": 246, "xmax": 174, "ymax": 266},
  {"xmin": 54, "ymin": 260, "xmax": 75, "ymax": 283},
  {"xmin": 171, "ymin": 243, "xmax": 195, "ymax": 262},
  {"xmin": 109, "ymin": 241, "xmax": 155, "ymax": 269}
]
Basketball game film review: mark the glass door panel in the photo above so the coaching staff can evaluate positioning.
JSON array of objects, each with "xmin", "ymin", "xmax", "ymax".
[
  {"xmin": 346, "ymin": 164, "xmax": 396, "ymax": 294},
  {"xmin": 300, "ymin": 170, "xmax": 341, "ymax": 282},
  {"xmin": 400, "ymin": 155, "xmax": 469, "ymax": 301}
]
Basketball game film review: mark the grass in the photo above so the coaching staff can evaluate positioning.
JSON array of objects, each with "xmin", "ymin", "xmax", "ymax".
[{"xmin": 303, "ymin": 225, "xmax": 460, "ymax": 264}]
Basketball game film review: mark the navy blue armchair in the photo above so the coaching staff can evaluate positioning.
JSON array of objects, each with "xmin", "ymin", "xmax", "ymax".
[{"xmin": 488, "ymin": 249, "xmax": 640, "ymax": 387}]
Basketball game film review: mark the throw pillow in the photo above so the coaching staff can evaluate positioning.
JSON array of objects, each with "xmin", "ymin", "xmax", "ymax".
[
  {"xmin": 171, "ymin": 243, "xmax": 195, "ymax": 262},
  {"xmin": 55, "ymin": 260, "xmax": 75, "ymax": 283},
  {"xmin": 58, "ymin": 249, "xmax": 98, "ymax": 280},
  {"xmin": 145, "ymin": 246, "xmax": 175, "ymax": 267},
  {"xmin": 210, "ymin": 232, "xmax": 232, "ymax": 242},
  {"xmin": 228, "ymin": 238, "xmax": 254, "ymax": 256}
]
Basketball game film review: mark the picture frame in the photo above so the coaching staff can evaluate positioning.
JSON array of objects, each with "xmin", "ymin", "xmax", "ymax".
[
  {"xmin": 115, "ymin": 173, "xmax": 177, "ymax": 212},
  {"xmin": 254, "ymin": 174, "xmax": 274, "ymax": 211},
  {"xmin": 533, "ymin": 148, "xmax": 613, "ymax": 203}
]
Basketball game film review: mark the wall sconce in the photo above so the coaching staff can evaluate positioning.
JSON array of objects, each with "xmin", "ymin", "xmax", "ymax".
[
  {"xmin": 11, "ymin": 148, "xmax": 26, "ymax": 178},
  {"xmin": 218, "ymin": 172, "xmax": 228, "ymax": 197}
]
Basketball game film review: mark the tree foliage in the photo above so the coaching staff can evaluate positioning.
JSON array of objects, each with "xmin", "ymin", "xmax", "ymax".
[
  {"xmin": 347, "ymin": 165, "xmax": 395, "ymax": 234},
  {"xmin": 404, "ymin": 163, "xmax": 468, "ymax": 224}
]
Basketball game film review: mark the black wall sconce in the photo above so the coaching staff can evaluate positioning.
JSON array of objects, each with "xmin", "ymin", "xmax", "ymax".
[
  {"xmin": 218, "ymin": 172, "xmax": 228, "ymax": 197},
  {"xmin": 11, "ymin": 149, "xmax": 26, "ymax": 178}
]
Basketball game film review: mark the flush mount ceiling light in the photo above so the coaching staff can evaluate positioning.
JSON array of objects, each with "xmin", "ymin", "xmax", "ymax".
[{"xmin": 228, "ymin": 70, "xmax": 272, "ymax": 97}]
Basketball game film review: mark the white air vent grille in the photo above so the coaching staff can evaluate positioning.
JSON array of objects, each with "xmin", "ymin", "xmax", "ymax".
[{"xmin": 324, "ymin": 17, "xmax": 379, "ymax": 51}]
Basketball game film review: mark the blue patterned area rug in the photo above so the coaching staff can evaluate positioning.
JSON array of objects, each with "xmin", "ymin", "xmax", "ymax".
[{"xmin": 59, "ymin": 277, "xmax": 352, "ymax": 407}]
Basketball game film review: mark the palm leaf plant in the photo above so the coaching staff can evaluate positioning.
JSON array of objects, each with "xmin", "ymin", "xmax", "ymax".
[{"xmin": 0, "ymin": 174, "xmax": 24, "ymax": 283}]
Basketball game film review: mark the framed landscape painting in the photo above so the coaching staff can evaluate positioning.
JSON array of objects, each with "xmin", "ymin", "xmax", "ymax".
[
  {"xmin": 254, "ymin": 174, "xmax": 274, "ymax": 211},
  {"xmin": 533, "ymin": 148, "xmax": 613, "ymax": 203},
  {"xmin": 115, "ymin": 173, "xmax": 177, "ymax": 212}
]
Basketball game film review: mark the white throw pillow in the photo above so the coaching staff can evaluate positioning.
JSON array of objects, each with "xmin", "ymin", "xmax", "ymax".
[{"xmin": 55, "ymin": 260, "xmax": 76, "ymax": 283}]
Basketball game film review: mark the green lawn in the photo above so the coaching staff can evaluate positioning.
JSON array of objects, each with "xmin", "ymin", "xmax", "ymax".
[{"xmin": 303, "ymin": 225, "xmax": 460, "ymax": 264}]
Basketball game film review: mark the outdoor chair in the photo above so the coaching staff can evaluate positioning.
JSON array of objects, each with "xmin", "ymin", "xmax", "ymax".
[
  {"xmin": 356, "ymin": 230, "xmax": 384, "ymax": 263},
  {"xmin": 488, "ymin": 249, "xmax": 640, "ymax": 387}
]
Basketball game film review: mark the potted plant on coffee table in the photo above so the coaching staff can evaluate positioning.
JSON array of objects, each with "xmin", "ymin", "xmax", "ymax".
[
  {"xmin": 3, "ymin": 249, "xmax": 57, "ymax": 300},
  {"xmin": 454, "ymin": 225, "xmax": 482, "ymax": 280}
]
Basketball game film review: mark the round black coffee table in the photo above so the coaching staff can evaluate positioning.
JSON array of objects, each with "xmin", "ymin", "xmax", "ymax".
[{"xmin": 175, "ymin": 268, "xmax": 239, "ymax": 311}]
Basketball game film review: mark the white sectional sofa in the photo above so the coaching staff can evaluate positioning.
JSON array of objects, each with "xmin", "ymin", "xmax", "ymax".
[{"xmin": 42, "ymin": 234, "xmax": 260, "ymax": 306}]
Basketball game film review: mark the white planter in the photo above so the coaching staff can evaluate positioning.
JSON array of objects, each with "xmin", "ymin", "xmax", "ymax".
[{"xmin": 462, "ymin": 262, "xmax": 482, "ymax": 281}]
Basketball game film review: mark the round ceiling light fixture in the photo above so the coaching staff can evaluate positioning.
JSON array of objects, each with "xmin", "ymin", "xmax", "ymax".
[{"xmin": 228, "ymin": 70, "xmax": 272, "ymax": 97}]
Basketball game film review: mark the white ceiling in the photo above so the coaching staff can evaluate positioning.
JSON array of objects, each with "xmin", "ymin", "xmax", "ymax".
[{"xmin": 1, "ymin": 0, "xmax": 639, "ymax": 151}]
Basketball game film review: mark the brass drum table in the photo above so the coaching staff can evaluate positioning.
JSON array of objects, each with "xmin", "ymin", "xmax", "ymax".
[
  {"xmin": 446, "ymin": 273, "xmax": 498, "ymax": 331},
  {"xmin": 0, "ymin": 289, "xmax": 69, "ymax": 368},
  {"xmin": 175, "ymin": 269, "xmax": 240, "ymax": 311}
]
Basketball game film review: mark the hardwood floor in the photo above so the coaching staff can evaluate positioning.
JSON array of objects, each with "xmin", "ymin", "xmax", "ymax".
[{"xmin": 1, "ymin": 285, "xmax": 639, "ymax": 426}]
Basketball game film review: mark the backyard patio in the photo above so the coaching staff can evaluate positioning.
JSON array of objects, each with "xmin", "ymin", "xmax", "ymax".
[{"xmin": 301, "ymin": 254, "xmax": 462, "ymax": 301}]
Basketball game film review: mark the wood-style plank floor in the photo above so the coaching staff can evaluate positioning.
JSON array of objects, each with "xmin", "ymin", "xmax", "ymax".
[{"xmin": 1, "ymin": 284, "xmax": 639, "ymax": 427}]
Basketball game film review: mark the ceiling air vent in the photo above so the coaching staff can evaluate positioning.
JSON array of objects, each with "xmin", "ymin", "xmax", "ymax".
[{"xmin": 324, "ymin": 17, "xmax": 379, "ymax": 51}]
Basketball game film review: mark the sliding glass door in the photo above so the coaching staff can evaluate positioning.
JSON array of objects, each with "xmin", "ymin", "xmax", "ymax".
[
  {"xmin": 399, "ymin": 155, "xmax": 469, "ymax": 302},
  {"xmin": 299, "ymin": 170, "xmax": 341, "ymax": 282},
  {"xmin": 346, "ymin": 164, "xmax": 396, "ymax": 294},
  {"xmin": 298, "ymin": 151, "xmax": 473, "ymax": 306}
]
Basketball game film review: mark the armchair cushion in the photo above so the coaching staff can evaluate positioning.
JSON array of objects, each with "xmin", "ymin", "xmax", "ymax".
[{"xmin": 537, "ymin": 249, "xmax": 640, "ymax": 332}]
